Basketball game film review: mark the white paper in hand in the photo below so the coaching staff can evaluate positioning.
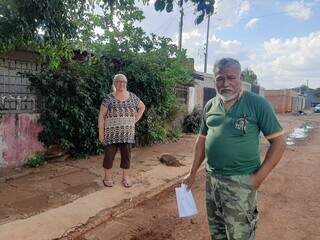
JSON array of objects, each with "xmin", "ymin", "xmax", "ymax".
[{"xmin": 175, "ymin": 184, "xmax": 198, "ymax": 218}]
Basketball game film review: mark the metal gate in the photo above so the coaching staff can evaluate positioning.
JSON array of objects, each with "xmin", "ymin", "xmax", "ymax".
[
  {"xmin": 251, "ymin": 84, "xmax": 260, "ymax": 94},
  {"xmin": 203, "ymin": 87, "xmax": 216, "ymax": 106}
]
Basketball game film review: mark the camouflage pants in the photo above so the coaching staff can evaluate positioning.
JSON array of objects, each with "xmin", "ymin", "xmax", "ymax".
[{"xmin": 206, "ymin": 173, "xmax": 258, "ymax": 240}]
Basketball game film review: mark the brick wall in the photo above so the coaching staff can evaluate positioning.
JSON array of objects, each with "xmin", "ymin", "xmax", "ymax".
[{"xmin": 264, "ymin": 90, "xmax": 305, "ymax": 113}]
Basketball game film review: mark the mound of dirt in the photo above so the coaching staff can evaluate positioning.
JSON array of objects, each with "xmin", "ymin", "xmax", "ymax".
[{"xmin": 159, "ymin": 154, "xmax": 184, "ymax": 167}]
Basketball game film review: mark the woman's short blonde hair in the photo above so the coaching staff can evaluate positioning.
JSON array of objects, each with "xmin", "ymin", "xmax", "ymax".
[{"xmin": 112, "ymin": 74, "xmax": 127, "ymax": 92}]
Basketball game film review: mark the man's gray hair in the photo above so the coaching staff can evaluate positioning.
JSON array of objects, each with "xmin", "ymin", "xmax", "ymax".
[
  {"xmin": 112, "ymin": 73, "xmax": 127, "ymax": 92},
  {"xmin": 213, "ymin": 58, "xmax": 241, "ymax": 76}
]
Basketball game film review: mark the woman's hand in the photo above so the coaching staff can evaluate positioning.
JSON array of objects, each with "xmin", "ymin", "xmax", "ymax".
[{"xmin": 99, "ymin": 134, "xmax": 105, "ymax": 144}]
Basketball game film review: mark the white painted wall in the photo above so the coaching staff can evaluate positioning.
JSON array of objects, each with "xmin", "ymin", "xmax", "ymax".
[{"xmin": 187, "ymin": 87, "xmax": 195, "ymax": 113}]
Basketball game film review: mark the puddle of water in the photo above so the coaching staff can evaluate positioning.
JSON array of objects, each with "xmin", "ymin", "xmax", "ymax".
[
  {"xmin": 286, "ymin": 122, "xmax": 313, "ymax": 145},
  {"xmin": 286, "ymin": 141, "xmax": 295, "ymax": 146}
]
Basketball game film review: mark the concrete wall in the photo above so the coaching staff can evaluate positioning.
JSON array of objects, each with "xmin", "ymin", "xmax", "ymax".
[
  {"xmin": 259, "ymin": 87, "xmax": 265, "ymax": 97},
  {"xmin": 194, "ymin": 86, "xmax": 204, "ymax": 109},
  {"xmin": 0, "ymin": 50, "xmax": 41, "ymax": 112},
  {"xmin": 187, "ymin": 87, "xmax": 195, "ymax": 113},
  {"xmin": 0, "ymin": 50, "xmax": 44, "ymax": 169},
  {"xmin": 0, "ymin": 113, "xmax": 44, "ymax": 168},
  {"xmin": 185, "ymin": 85, "xmax": 205, "ymax": 111},
  {"xmin": 192, "ymin": 71, "xmax": 214, "ymax": 89},
  {"xmin": 242, "ymin": 81, "xmax": 251, "ymax": 92},
  {"xmin": 192, "ymin": 71, "xmax": 215, "ymax": 110},
  {"xmin": 292, "ymin": 95, "xmax": 305, "ymax": 112}
]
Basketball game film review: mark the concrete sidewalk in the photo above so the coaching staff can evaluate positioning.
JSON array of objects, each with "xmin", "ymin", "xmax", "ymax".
[{"xmin": 0, "ymin": 135, "xmax": 197, "ymax": 240}]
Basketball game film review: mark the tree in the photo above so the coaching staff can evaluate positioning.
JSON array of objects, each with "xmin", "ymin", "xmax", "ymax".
[
  {"xmin": 154, "ymin": 0, "xmax": 215, "ymax": 24},
  {"xmin": 0, "ymin": 0, "xmax": 217, "ymax": 69},
  {"xmin": 0, "ymin": 0, "xmax": 88, "ymax": 52},
  {"xmin": 98, "ymin": 0, "xmax": 216, "ymax": 24},
  {"xmin": 10, "ymin": 0, "xmax": 193, "ymax": 155},
  {"xmin": 0, "ymin": 0, "xmax": 93, "ymax": 68},
  {"xmin": 292, "ymin": 84, "xmax": 313, "ymax": 94},
  {"xmin": 299, "ymin": 84, "xmax": 309, "ymax": 94},
  {"xmin": 27, "ymin": 42, "xmax": 192, "ymax": 155},
  {"xmin": 241, "ymin": 68, "xmax": 258, "ymax": 85},
  {"xmin": 88, "ymin": 0, "xmax": 151, "ymax": 55}
]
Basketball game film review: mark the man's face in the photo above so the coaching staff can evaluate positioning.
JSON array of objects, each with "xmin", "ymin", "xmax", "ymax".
[{"xmin": 215, "ymin": 65, "xmax": 242, "ymax": 100}]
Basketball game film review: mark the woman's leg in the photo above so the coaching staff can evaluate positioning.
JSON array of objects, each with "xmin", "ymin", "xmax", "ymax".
[
  {"xmin": 103, "ymin": 144, "xmax": 118, "ymax": 185},
  {"xmin": 119, "ymin": 143, "xmax": 132, "ymax": 187}
]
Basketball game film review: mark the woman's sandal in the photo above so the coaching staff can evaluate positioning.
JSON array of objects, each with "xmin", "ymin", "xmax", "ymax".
[
  {"xmin": 103, "ymin": 179, "xmax": 114, "ymax": 187},
  {"xmin": 122, "ymin": 179, "xmax": 132, "ymax": 188}
]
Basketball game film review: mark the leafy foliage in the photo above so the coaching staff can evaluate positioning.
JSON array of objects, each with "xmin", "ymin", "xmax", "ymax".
[
  {"xmin": 28, "ymin": 43, "xmax": 192, "ymax": 155},
  {"xmin": 25, "ymin": 154, "xmax": 46, "ymax": 168},
  {"xmin": 1, "ymin": 0, "xmax": 217, "ymax": 69},
  {"xmin": 2, "ymin": 0, "xmax": 194, "ymax": 156},
  {"xmin": 241, "ymin": 68, "xmax": 258, "ymax": 85},
  {"xmin": 0, "ymin": 0, "xmax": 88, "ymax": 67},
  {"xmin": 27, "ymin": 60, "xmax": 111, "ymax": 156},
  {"xmin": 154, "ymin": 0, "xmax": 215, "ymax": 24},
  {"xmin": 183, "ymin": 107, "xmax": 203, "ymax": 133}
]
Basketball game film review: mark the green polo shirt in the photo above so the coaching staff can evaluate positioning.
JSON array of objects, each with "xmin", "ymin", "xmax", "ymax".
[{"xmin": 199, "ymin": 90, "xmax": 283, "ymax": 176}]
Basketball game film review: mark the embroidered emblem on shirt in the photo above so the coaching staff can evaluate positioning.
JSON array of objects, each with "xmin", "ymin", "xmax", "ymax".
[{"xmin": 234, "ymin": 114, "xmax": 248, "ymax": 134}]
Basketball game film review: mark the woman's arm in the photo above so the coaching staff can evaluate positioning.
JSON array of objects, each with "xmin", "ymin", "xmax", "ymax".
[
  {"xmin": 135, "ymin": 101, "xmax": 145, "ymax": 123},
  {"xmin": 98, "ymin": 105, "xmax": 108, "ymax": 143}
]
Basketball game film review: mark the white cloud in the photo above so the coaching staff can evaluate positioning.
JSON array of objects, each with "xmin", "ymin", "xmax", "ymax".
[
  {"xmin": 183, "ymin": 30, "xmax": 202, "ymax": 40},
  {"xmin": 251, "ymin": 32, "xmax": 320, "ymax": 89},
  {"xmin": 172, "ymin": 30, "xmax": 202, "ymax": 47},
  {"xmin": 175, "ymin": 29, "xmax": 244, "ymax": 73},
  {"xmin": 249, "ymin": 53, "xmax": 257, "ymax": 60},
  {"xmin": 212, "ymin": 0, "xmax": 250, "ymax": 30},
  {"xmin": 245, "ymin": 18, "xmax": 259, "ymax": 30},
  {"xmin": 209, "ymin": 35, "xmax": 242, "ymax": 54},
  {"xmin": 239, "ymin": 0, "xmax": 250, "ymax": 16},
  {"xmin": 284, "ymin": 1, "xmax": 312, "ymax": 20}
]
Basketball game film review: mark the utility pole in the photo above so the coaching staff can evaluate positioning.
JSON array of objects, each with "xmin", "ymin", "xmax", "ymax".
[
  {"xmin": 204, "ymin": 15, "xmax": 211, "ymax": 73},
  {"xmin": 178, "ymin": 0, "xmax": 184, "ymax": 51}
]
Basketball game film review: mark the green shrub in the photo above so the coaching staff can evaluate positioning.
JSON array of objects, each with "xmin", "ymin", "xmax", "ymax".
[
  {"xmin": 27, "ymin": 60, "xmax": 111, "ymax": 156},
  {"xmin": 25, "ymin": 154, "xmax": 45, "ymax": 168},
  {"xmin": 167, "ymin": 127, "xmax": 183, "ymax": 141},
  {"xmin": 27, "ymin": 49, "xmax": 192, "ymax": 156},
  {"xmin": 183, "ymin": 107, "xmax": 203, "ymax": 133}
]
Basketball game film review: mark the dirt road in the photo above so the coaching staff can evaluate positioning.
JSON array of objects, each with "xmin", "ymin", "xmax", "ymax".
[{"xmin": 80, "ymin": 114, "xmax": 320, "ymax": 240}]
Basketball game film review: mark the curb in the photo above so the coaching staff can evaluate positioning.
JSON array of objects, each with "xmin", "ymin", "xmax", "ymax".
[{"xmin": 57, "ymin": 170, "xmax": 196, "ymax": 240}]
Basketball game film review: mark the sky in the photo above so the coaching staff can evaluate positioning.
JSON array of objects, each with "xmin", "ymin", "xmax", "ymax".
[{"xmin": 137, "ymin": 0, "xmax": 320, "ymax": 90}]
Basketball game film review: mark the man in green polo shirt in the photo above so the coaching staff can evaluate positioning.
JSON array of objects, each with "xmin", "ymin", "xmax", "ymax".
[{"xmin": 183, "ymin": 58, "xmax": 286, "ymax": 240}]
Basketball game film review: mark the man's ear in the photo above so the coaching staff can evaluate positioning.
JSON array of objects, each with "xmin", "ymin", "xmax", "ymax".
[{"xmin": 240, "ymin": 73, "xmax": 244, "ymax": 81}]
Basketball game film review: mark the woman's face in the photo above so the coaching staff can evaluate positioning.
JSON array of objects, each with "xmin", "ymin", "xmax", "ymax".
[{"xmin": 114, "ymin": 78, "xmax": 127, "ymax": 92}]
